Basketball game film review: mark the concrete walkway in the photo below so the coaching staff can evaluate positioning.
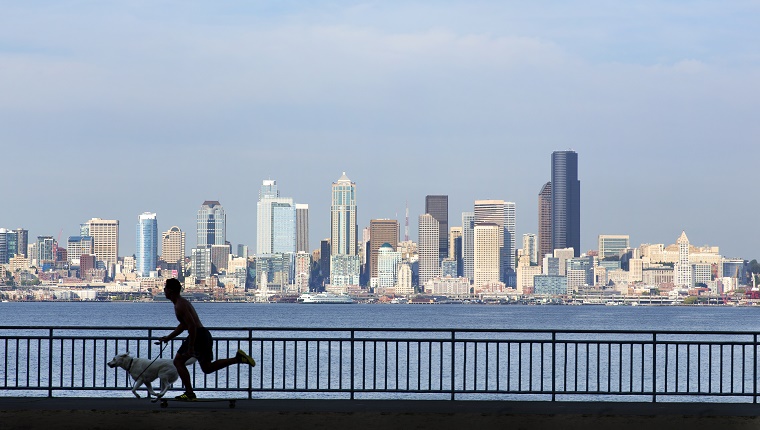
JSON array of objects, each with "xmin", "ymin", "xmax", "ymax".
[{"xmin": 2, "ymin": 398, "xmax": 760, "ymax": 429}]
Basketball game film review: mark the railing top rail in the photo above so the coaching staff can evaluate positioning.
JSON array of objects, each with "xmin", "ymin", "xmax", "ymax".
[{"xmin": 0, "ymin": 325, "xmax": 758, "ymax": 336}]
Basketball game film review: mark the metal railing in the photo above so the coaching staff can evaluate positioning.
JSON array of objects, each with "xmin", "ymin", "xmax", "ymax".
[{"xmin": 1, "ymin": 326, "xmax": 758, "ymax": 402}]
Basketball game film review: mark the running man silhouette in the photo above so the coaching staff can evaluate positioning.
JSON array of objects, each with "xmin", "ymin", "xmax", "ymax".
[{"xmin": 159, "ymin": 278, "xmax": 255, "ymax": 401}]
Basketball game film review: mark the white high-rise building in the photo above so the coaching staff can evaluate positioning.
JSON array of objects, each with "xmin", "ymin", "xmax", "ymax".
[
  {"xmin": 256, "ymin": 180, "xmax": 296, "ymax": 255},
  {"xmin": 396, "ymin": 262, "xmax": 414, "ymax": 296},
  {"xmin": 504, "ymin": 201, "xmax": 516, "ymax": 270},
  {"xmin": 675, "ymin": 231, "xmax": 692, "ymax": 287},
  {"xmin": 197, "ymin": 201, "xmax": 226, "ymax": 248},
  {"xmin": 135, "ymin": 212, "xmax": 158, "ymax": 277},
  {"xmin": 418, "ymin": 214, "xmax": 441, "ymax": 285},
  {"xmin": 474, "ymin": 224, "xmax": 500, "ymax": 289},
  {"xmin": 85, "ymin": 218, "xmax": 119, "ymax": 267},
  {"xmin": 330, "ymin": 173, "xmax": 359, "ymax": 286},
  {"xmin": 296, "ymin": 204, "xmax": 309, "ymax": 253},
  {"xmin": 522, "ymin": 233, "xmax": 537, "ymax": 266},
  {"xmin": 462, "ymin": 212, "xmax": 475, "ymax": 282},
  {"xmin": 598, "ymin": 235, "xmax": 630, "ymax": 259},
  {"xmin": 377, "ymin": 243, "xmax": 402, "ymax": 289},
  {"xmin": 161, "ymin": 226, "xmax": 186, "ymax": 268}
]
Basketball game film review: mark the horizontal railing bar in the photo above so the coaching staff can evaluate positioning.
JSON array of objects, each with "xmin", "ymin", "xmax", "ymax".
[{"xmin": 3, "ymin": 326, "xmax": 760, "ymax": 336}]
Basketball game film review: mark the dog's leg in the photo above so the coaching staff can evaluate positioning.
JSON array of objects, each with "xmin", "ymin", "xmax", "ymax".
[
  {"xmin": 131, "ymin": 379, "xmax": 143, "ymax": 398},
  {"xmin": 153, "ymin": 380, "xmax": 171, "ymax": 402}
]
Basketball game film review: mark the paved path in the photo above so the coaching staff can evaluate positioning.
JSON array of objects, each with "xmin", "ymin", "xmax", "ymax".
[{"xmin": 2, "ymin": 398, "xmax": 760, "ymax": 429}]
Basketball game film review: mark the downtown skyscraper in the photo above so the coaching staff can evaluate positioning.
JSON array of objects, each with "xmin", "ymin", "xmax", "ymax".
[
  {"xmin": 330, "ymin": 172, "xmax": 359, "ymax": 286},
  {"xmin": 551, "ymin": 151, "xmax": 581, "ymax": 257},
  {"xmin": 256, "ymin": 180, "xmax": 296, "ymax": 255},
  {"xmin": 197, "ymin": 201, "xmax": 226, "ymax": 248},
  {"xmin": 425, "ymin": 195, "xmax": 448, "ymax": 261},
  {"xmin": 135, "ymin": 212, "xmax": 157, "ymax": 277}
]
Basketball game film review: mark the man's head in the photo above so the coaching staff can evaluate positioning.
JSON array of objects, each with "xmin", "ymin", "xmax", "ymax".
[{"xmin": 164, "ymin": 278, "xmax": 182, "ymax": 299}]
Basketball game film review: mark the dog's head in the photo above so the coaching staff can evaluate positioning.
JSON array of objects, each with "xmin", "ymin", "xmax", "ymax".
[{"xmin": 107, "ymin": 352, "xmax": 132, "ymax": 369}]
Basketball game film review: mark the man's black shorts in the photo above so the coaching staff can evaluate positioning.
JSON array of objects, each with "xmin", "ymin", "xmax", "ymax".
[{"xmin": 178, "ymin": 327, "xmax": 213, "ymax": 363}]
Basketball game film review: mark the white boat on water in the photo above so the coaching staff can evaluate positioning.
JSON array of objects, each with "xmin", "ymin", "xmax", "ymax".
[{"xmin": 297, "ymin": 292, "xmax": 354, "ymax": 304}]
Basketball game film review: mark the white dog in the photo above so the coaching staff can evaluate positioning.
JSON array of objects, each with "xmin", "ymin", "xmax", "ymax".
[{"xmin": 108, "ymin": 352, "xmax": 196, "ymax": 401}]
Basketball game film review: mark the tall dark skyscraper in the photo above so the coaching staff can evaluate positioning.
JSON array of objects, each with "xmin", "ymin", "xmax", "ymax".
[
  {"xmin": 538, "ymin": 182, "xmax": 552, "ymax": 261},
  {"xmin": 425, "ymin": 195, "xmax": 448, "ymax": 260},
  {"xmin": 551, "ymin": 151, "xmax": 581, "ymax": 257}
]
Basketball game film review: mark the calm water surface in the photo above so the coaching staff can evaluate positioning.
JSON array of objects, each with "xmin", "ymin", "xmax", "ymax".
[{"xmin": 1, "ymin": 302, "xmax": 758, "ymax": 332}]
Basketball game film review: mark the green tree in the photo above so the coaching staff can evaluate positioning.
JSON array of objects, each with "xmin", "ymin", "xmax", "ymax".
[{"xmin": 683, "ymin": 296, "xmax": 698, "ymax": 305}]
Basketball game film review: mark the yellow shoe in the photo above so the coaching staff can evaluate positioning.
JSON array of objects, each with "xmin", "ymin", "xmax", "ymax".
[
  {"xmin": 175, "ymin": 392, "xmax": 197, "ymax": 401},
  {"xmin": 236, "ymin": 349, "xmax": 256, "ymax": 367}
]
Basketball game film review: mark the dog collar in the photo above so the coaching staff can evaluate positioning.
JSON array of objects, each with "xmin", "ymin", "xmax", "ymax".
[{"xmin": 127, "ymin": 358, "xmax": 134, "ymax": 371}]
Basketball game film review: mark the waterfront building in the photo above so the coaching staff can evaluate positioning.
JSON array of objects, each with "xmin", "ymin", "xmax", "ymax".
[
  {"xmin": 629, "ymin": 258, "xmax": 644, "ymax": 283},
  {"xmin": 15, "ymin": 228, "xmax": 28, "ymax": 258},
  {"xmin": 330, "ymin": 173, "xmax": 359, "ymax": 286},
  {"xmin": 598, "ymin": 235, "xmax": 630, "ymax": 259},
  {"xmin": 722, "ymin": 259, "xmax": 748, "ymax": 284},
  {"xmin": 551, "ymin": 150, "xmax": 581, "ymax": 257},
  {"xmin": 449, "ymin": 227, "xmax": 462, "ymax": 260},
  {"xmin": 567, "ymin": 255, "xmax": 594, "ymax": 287},
  {"xmin": 135, "ymin": 212, "xmax": 158, "ymax": 277},
  {"xmin": 396, "ymin": 262, "xmax": 414, "ymax": 296},
  {"xmin": 377, "ymin": 243, "xmax": 402, "ymax": 289},
  {"xmin": 522, "ymin": 233, "xmax": 537, "ymax": 266},
  {"xmin": 255, "ymin": 253, "xmax": 293, "ymax": 293},
  {"xmin": 533, "ymin": 275, "xmax": 568, "ymax": 295},
  {"xmin": 296, "ymin": 204, "xmax": 309, "ymax": 253},
  {"xmin": 461, "ymin": 212, "xmax": 475, "ymax": 282},
  {"xmin": 418, "ymin": 214, "xmax": 441, "ymax": 285},
  {"xmin": 66, "ymin": 236, "xmax": 93, "ymax": 267},
  {"xmin": 329, "ymin": 254, "xmax": 360, "ymax": 287},
  {"xmin": 369, "ymin": 219, "xmax": 399, "ymax": 279},
  {"xmin": 543, "ymin": 255, "xmax": 560, "ymax": 276},
  {"xmin": 197, "ymin": 201, "xmax": 226, "ymax": 248},
  {"xmin": 504, "ymin": 201, "xmax": 516, "ymax": 271},
  {"xmin": 85, "ymin": 218, "xmax": 119, "ymax": 268},
  {"xmin": 161, "ymin": 226, "xmax": 186, "ymax": 272},
  {"xmin": 473, "ymin": 224, "xmax": 500, "ymax": 290},
  {"xmin": 9, "ymin": 254, "xmax": 30, "ymax": 273},
  {"xmin": 608, "ymin": 269, "xmax": 629, "ymax": 286},
  {"xmin": 474, "ymin": 199, "xmax": 514, "ymax": 283},
  {"xmin": 594, "ymin": 266, "xmax": 608, "ymax": 286},
  {"xmin": 692, "ymin": 263, "xmax": 712, "ymax": 287},
  {"xmin": 320, "ymin": 239, "xmax": 331, "ymax": 283},
  {"xmin": 674, "ymin": 231, "xmax": 692, "ymax": 287},
  {"xmin": 191, "ymin": 246, "xmax": 211, "ymax": 281},
  {"xmin": 538, "ymin": 182, "xmax": 552, "ymax": 260},
  {"xmin": 554, "ymin": 247, "xmax": 575, "ymax": 276},
  {"xmin": 642, "ymin": 266, "xmax": 674, "ymax": 286},
  {"xmin": 0, "ymin": 228, "xmax": 17, "ymax": 264},
  {"xmin": 516, "ymin": 255, "xmax": 542, "ymax": 295},
  {"xmin": 441, "ymin": 258, "xmax": 458, "ymax": 278},
  {"xmin": 424, "ymin": 276, "xmax": 471, "ymax": 298},
  {"xmin": 210, "ymin": 244, "xmax": 230, "ymax": 273},
  {"xmin": 294, "ymin": 251, "xmax": 311, "ymax": 293},
  {"xmin": 598, "ymin": 260, "xmax": 622, "ymax": 272},
  {"xmin": 425, "ymin": 195, "xmax": 449, "ymax": 260},
  {"xmin": 566, "ymin": 269, "xmax": 588, "ymax": 292},
  {"xmin": 36, "ymin": 236, "xmax": 56, "ymax": 269}
]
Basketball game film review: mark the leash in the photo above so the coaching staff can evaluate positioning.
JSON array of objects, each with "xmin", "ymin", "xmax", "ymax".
[{"xmin": 132, "ymin": 341, "xmax": 170, "ymax": 382}]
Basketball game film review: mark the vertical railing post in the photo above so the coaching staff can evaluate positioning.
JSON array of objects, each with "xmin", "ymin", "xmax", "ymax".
[
  {"xmin": 552, "ymin": 331, "xmax": 556, "ymax": 402},
  {"xmin": 350, "ymin": 330, "xmax": 355, "ymax": 400},
  {"xmin": 450, "ymin": 330, "xmax": 455, "ymax": 401},
  {"xmin": 249, "ymin": 328, "xmax": 253, "ymax": 400},
  {"xmin": 652, "ymin": 333, "xmax": 657, "ymax": 403},
  {"xmin": 48, "ymin": 328, "xmax": 53, "ymax": 398},
  {"xmin": 754, "ymin": 334, "xmax": 757, "ymax": 404}
]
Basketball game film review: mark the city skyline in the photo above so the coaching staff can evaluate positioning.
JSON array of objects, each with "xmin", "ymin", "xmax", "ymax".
[{"xmin": 1, "ymin": 2, "xmax": 758, "ymax": 259}]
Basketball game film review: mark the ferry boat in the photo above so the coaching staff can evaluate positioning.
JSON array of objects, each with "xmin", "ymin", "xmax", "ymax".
[{"xmin": 297, "ymin": 292, "xmax": 354, "ymax": 304}]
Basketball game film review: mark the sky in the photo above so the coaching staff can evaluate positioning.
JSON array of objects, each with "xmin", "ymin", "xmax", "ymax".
[{"xmin": 1, "ymin": 1, "xmax": 759, "ymax": 260}]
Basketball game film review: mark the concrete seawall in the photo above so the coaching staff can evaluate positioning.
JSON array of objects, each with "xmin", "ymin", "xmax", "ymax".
[{"xmin": 2, "ymin": 398, "xmax": 760, "ymax": 429}]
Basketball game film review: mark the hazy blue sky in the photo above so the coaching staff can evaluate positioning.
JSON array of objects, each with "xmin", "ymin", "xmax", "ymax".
[{"xmin": 1, "ymin": 1, "xmax": 758, "ymax": 259}]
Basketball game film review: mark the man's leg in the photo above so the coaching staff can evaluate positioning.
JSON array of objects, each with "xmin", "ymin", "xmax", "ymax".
[
  {"xmin": 173, "ymin": 352, "xmax": 195, "ymax": 396},
  {"xmin": 200, "ymin": 356, "xmax": 239, "ymax": 373}
]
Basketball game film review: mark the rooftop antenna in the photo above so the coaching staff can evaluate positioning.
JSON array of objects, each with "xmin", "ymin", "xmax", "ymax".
[{"xmin": 404, "ymin": 200, "xmax": 409, "ymax": 242}]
